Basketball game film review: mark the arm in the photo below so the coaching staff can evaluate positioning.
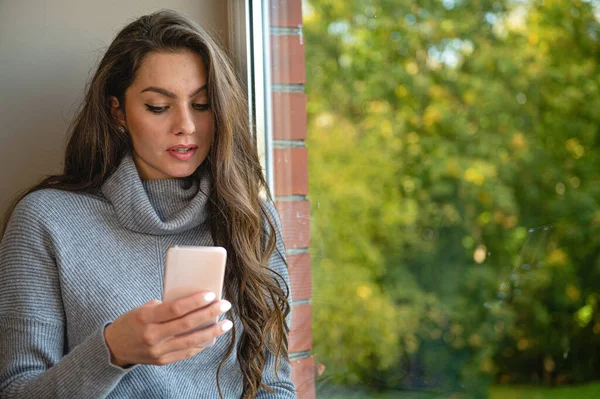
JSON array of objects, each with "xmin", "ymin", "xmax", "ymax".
[
  {"xmin": 256, "ymin": 201, "xmax": 297, "ymax": 398},
  {"xmin": 0, "ymin": 193, "xmax": 131, "ymax": 399}
]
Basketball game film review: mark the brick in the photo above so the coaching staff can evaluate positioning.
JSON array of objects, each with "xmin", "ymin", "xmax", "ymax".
[
  {"xmin": 290, "ymin": 303, "xmax": 312, "ymax": 352},
  {"xmin": 272, "ymin": 92, "xmax": 307, "ymax": 140},
  {"xmin": 291, "ymin": 356, "xmax": 316, "ymax": 399},
  {"xmin": 275, "ymin": 201, "xmax": 310, "ymax": 249},
  {"xmin": 274, "ymin": 148, "xmax": 308, "ymax": 196},
  {"xmin": 270, "ymin": 0, "xmax": 303, "ymax": 27},
  {"xmin": 287, "ymin": 253, "xmax": 311, "ymax": 301},
  {"xmin": 271, "ymin": 35, "xmax": 305, "ymax": 84}
]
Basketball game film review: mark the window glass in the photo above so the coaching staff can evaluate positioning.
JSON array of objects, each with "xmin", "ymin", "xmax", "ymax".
[{"xmin": 271, "ymin": 0, "xmax": 600, "ymax": 397}]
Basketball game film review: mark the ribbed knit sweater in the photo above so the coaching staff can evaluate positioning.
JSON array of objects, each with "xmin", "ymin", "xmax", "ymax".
[{"xmin": 0, "ymin": 154, "xmax": 296, "ymax": 398}]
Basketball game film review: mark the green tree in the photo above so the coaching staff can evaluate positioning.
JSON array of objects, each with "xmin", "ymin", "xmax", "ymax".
[{"xmin": 305, "ymin": 0, "xmax": 600, "ymax": 396}]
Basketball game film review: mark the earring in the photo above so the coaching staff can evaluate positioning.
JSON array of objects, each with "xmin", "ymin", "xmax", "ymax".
[{"xmin": 118, "ymin": 126, "xmax": 125, "ymax": 133}]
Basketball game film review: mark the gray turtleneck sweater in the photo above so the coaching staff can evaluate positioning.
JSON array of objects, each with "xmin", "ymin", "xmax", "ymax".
[{"xmin": 0, "ymin": 155, "xmax": 296, "ymax": 398}]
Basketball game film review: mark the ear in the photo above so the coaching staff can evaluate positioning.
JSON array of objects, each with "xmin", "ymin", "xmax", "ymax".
[{"xmin": 108, "ymin": 96, "xmax": 126, "ymax": 127}]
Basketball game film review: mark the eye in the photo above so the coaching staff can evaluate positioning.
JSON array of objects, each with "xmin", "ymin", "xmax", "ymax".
[
  {"xmin": 145, "ymin": 104, "xmax": 168, "ymax": 114},
  {"xmin": 192, "ymin": 103, "xmax": 211, "ymax": 112}
]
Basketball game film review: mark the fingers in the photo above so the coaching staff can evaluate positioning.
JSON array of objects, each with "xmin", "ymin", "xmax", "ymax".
[
  {"xmin": 146, "ymin": 291, "xmax": 217, "ymax": 324},
  {"xmin": 152, "ymin": 346, "xmax": 205, "ymax": 366},
  {"xmin": 158, "ymin": 319, "xmax": 233, "ymax": 355},
  {"xmin": 156, "ymin": 300, "xmax": 232, "ymax": 339},
  {"xmin": 142, "ymin": 299, "xmax": 162, "ymax": 307}
]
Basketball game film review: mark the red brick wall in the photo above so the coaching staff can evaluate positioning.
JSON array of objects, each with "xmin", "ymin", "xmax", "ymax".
[{"xmin": 270, "ymin": 1, "xmax": 315, "ymax": 398}]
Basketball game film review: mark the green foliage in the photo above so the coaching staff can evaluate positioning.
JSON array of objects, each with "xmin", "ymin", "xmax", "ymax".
[
  {"xmin": 489, "ymin": 381, "xmax": 600, "ymax": 399},
  {"xmin": 314, "ymin": 381, "xmax": 600, "ymax": 399},
  {"xmin": 305, "ymin": 0, "xmax": 600, "ymax": 394}
]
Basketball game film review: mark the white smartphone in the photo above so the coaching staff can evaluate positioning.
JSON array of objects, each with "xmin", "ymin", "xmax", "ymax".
[{"xmin": 163, "ymin": 246, "xmax": 227, "ymax": 332}]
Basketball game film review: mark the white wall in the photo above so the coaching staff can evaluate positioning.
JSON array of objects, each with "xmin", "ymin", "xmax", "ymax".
[{"xmin": 0, "ymin": 0, "xmax": 229, "ymax": 217}]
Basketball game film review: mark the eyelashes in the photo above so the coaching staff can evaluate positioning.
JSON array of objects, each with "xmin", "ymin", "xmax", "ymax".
[
  {"xmin": 192, "ymin": 104, "xmax": 211, "ymax": 112},
  {"xmin": 144, "ymin": 104, "xmax": 211, "ymax": 114},
  {"xmin": 145, "ymin": 104, "xmax": 166, "ymax": 114}
]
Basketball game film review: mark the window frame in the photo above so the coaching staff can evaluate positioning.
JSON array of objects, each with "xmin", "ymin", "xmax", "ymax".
[{"xmin": 228, "ymin": 0, "xmax": 275, "ymax": 192}]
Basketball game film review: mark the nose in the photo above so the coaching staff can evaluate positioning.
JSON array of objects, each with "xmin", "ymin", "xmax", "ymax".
[{"xmin": 173, "ymin": 107, "xmax": 195, "ymax": 136}]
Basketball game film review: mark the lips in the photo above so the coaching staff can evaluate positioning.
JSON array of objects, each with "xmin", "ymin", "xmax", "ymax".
[
  {"xmin": 167, "ymin": 144, "xmax": 198, "ymax": 161},
  {"xmin": 168, "ymin": 144, "xmax": 198, "ymax": 152}
]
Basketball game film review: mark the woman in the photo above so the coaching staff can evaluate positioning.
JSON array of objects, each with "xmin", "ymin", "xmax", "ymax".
[{"xmin": 0, "ymin": 9, "xmax": 295, "ymax": 399}]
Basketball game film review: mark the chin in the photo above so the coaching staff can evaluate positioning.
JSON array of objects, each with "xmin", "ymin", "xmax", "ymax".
[
  {"xmin": 166, "ymin": 167, "xmax": 200, "ymax": 179},
  {"xmin": 134, "ymin": 152, "xmax": 204, "ymax": 180}
]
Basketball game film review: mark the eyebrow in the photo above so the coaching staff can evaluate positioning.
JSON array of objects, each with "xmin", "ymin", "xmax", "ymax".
[{"xmin": 140, "ymin": 85, "xmax": 208, "ymax": 99}]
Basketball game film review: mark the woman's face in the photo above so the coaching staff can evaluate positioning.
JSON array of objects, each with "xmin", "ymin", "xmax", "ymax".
[{"xmin": 110, "ymin": 50, "xmax": 214, "ymax": 180}]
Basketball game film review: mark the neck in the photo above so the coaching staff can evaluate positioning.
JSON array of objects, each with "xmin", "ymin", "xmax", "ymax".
[{"xmin": 101, "ymin": 154, "xmax": 211, "ymax": 235}]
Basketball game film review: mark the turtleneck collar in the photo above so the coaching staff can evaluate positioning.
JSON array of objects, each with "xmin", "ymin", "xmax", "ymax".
[{"xmin": 101, "ymin": 154, "xmax": 211, "ymax": 235}]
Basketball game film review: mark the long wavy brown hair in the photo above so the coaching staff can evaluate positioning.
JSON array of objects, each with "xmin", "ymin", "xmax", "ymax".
[{"xmin": 1, "ymin": 9, "xmax": 291, "ymax": 398}]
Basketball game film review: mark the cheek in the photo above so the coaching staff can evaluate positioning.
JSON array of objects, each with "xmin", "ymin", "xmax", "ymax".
[
  {"xmin": 195, "ymin": 114, "xmax": 214, "ymax": 132},
  {"xmin": 195, "ymin": 114, "xmax": 215, "ymax": 142},
  {"xmin": 128, "ymin": 111, "xmax": 165, "ymax": 143}
]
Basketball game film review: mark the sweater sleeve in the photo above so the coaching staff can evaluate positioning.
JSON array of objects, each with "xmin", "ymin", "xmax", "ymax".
[
  {"xmin": 0, "ymin": 192, "xmax": 131, "ymax": 399},
  {"xmin": 256, "ymin": 200, "xmax": 297, "ymax": 398}
]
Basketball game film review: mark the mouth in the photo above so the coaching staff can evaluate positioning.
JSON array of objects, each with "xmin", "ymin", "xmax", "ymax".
[
  {"xmin": 168, "ymin": 144, "xmax": 198, "ymax": 153},
  {"xmin": 167, "ymin": 144, "xmax": 198, "ymax": 161}
]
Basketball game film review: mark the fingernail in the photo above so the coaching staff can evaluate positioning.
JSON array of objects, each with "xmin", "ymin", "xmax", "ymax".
[
  {"xmin": 221, "ymin": 320, "xmax": 233, "ymax": 332},
  {"xmin": 204, "ymin": 292, "xmax": 216, "ymax": 302},
  {"xmin": 220, "ymin": 301, "xmax": 232, "ymax": 313}
]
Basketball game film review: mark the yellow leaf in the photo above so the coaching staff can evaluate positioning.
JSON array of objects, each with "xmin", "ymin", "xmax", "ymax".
[
  {"xmin": 356, "ymin": 285, "xmax": 372, "ymax": 299},
  {"xmin": 464, "ymin": 168, "xmax": 485, "ymax": 185},
  {"xmin": 517, "ymin": 338, "xmax": 529, "ymax": 351},
  {"xmin": 511, "ymin": 132, "xmax": 527, "ymax": 149},
  {"xmin": 405, "ymin": 61, "xmax": 419, "ymax": 75},
  {"xmin": 528, "ymin": 33, "xmax": 539, "ymax": 45},
  {"xmin": 575, "ymin": 304, "xmax": 593, "ymax": 328},
  {"xmin": 547, "ymin": 248, "xmax": 568, "ymax": 267},
  {"xmin": 566, "ymin": 284, "xmax": 581, "ymax": 302},
  {"xmin": 423, "ymin": 106, "xmax": 442, "ymax": 127},
  {"xmin": 395, "ymin": 85, "xmax": 409, "ymax": 98},
  {"xmin": 565, "ymin": 138, "xmax": 585, "ymax": 159}
]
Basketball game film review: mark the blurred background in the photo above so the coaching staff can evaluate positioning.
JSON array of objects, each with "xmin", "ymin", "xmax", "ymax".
[
  {"xmin": 1, "ymin": 0, "xmax": 598, "ymax": 397},
  {"xmin": 301, "ymin": 0, "xmax": 600, "ymax": 397}
]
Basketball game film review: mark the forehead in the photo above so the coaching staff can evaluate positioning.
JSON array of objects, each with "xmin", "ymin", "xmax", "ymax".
[{"xmin": 131, "ymin": 50, "xmax": 207, "ymax": 91}]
